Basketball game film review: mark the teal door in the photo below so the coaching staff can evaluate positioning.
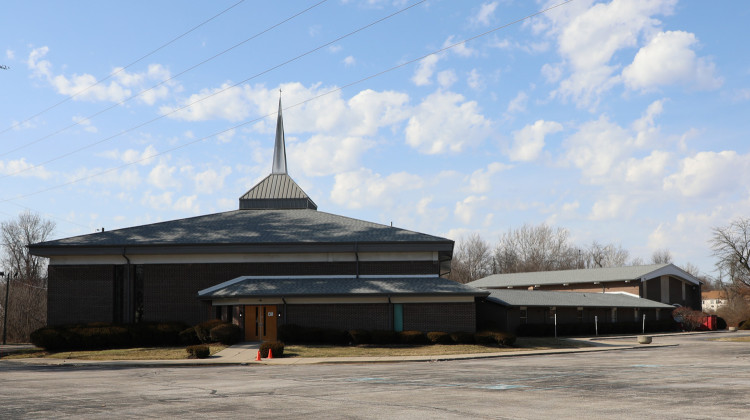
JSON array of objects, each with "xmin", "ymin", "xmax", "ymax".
[{"xmin": 393, "ymin": 304, "xmax": 403, "ymax": 332}]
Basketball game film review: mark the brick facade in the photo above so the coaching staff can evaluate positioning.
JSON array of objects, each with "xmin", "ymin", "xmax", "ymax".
[
  {"xmin": 402, "ymin": 303, "xmax": 475, "ymax": 332},
  {"xmin": 48, "ymin": 265, "xmax": 115, "ymax": 325},
  {"xmin": 284, "ymin": 304, "xmax": 391, "ymax": 331}
]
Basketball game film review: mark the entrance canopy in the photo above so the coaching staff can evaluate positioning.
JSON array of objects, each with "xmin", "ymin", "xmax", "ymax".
[{"xmin": 198, "ymin": 275, "xmax": 488, "ymax": 305}]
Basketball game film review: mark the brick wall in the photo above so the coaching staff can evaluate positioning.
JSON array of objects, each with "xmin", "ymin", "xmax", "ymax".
[
  {"xmin": 403, "ymin": 302, "xmax": 476, "ymax": 332},
  {"xmin": 48, "ymin": 265, "xmax": 115, "ymax": 325},
  {"xmin": 284, "ymin": 304, "xmax": 391, "ymax": 331}
]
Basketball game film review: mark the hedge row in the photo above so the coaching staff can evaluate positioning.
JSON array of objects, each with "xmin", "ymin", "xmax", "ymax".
[
  {"xmin": 31, "ymin": 320, "xmax": 243, "ymax": 351},
  {"xmin": 278, "ymin": 324, "xmax": 516, "ymax": 347},
  {"xmin": 30, "ymin": 322, "xmax": 189, "ymax": 351},
  {"xmin": 516, "ymin": 320, "xmax": 680, "ymax": 337}
]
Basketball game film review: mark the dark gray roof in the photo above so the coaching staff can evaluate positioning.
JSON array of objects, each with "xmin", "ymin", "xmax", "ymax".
[
  {"xmin": 485, "ymin": 289, "xmax": 675, "ymax": 309},
  {"xmin": 29, "ymin": 209, "xmax": 452, "ymax": 255},
  {"xmin": 468, "ymin": 264, "xmax": 701, "ymax": 288},
  {"xmin": 198, "ymin": 275, "xmax": 489, "ymax": 299}
]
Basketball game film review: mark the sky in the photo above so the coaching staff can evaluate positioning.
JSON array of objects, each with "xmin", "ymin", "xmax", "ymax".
[{"xmin": 1, "ymin": 0, "xmax": 749, "ymax": 278}]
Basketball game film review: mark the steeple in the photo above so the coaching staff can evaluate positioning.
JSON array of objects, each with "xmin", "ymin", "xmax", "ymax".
[
  {"xmin": 271, "ymin": 96, "xmax": 287, "ymax": 174},
  {"xmin": 238, "ymin": 95, "xmax": 317, "ymax": 210}
]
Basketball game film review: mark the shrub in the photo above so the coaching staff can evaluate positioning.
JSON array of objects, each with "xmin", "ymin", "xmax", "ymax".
[
  {"xmin": 130, "ymin": 322, "xmax": 187, "ymax": 347},
  {"xmin": 474, "ymin": 331, "xmax": 497, "ymax": 345},
  {"xmin": 210, "ymin": 323, "xmax": 242, "ymax": 345},
  {"xmin": 278, "ymin": 324, "xmax": 312, "ymax": 343},
  {"xmin": 194, "ymin": 319, "xmax": 225, "ymax": 343},
  {"xmin": 370, "ymin": 330, "xmax": 398, "ymax": 344},
  {"xmin": 186, "ymin": 344, "xmax": 210, "ymax": 359},
  {"xmin": 179, "ymin": 327, "xmax": 200, "ymax": 345},
  {"xmin": 450, "ymin": 331, "xmax": 475, "ymax": 344},
  {"xmin": 493, "ymin": 331, "xmax": 517, "ymax": 346},
  {"xmin": 30, "ymin": 327, "xmax": 68, "ymax": 351},
  {"xmin": 398, "ymin": 330, "xmax": 428, "ymax": 345},
  {"xmin": 426, "ymin": 331, "xmax": 452, "ymax": 345},
  {"xmin": 260, "ymin": 341, "xmax": 285, "ymax": 358},
  {"xmin": 348, "ymin": 329, "xmax": 371, "ymax": 345}
]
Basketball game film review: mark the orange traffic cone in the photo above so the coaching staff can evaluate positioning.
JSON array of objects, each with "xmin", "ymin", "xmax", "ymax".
[
  {"xmin": 255, "ymin": 350, "xmax": 262, "ymax": 361},
  {"xmin": 267, "ymin": 349, "xmax": 273, "ymax": 359}
]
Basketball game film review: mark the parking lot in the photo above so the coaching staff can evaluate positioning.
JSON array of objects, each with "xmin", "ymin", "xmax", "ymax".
[{"xmin": 2, "ymin": 332, "xmax": 749, "ymax": 419}]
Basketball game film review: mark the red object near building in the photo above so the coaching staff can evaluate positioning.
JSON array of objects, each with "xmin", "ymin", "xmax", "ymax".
[{"xmin": 701, "ymin": 314, "xmax": 717, "ymax": 331}]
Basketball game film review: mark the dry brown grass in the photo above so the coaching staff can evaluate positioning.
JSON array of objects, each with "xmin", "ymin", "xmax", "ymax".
[
  {"xmin": 2, "ymin": 345, "xmax": 226, "ymax": 360},
  {"xmin": 284, "ymin": 338, "xmax": 590, "ymax": 358},
  {"xmin": 711, "ymin": 336, "xmax": 750, "ymax": 343}
]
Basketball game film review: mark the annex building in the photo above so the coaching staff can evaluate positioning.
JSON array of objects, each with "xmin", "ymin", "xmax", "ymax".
[
  {"xmin": 468, "ymin": 264, "xmax": 702, "ymax": 333},
  {"xmin": 30, "ymin": 100, "xmax": 487, "ymax": 341}
]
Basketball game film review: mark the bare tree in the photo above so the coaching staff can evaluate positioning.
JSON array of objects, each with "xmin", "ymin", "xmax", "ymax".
[
  {"xmin": 449, "ymin": 233, "xmax": 492, "ymax": 284},
  {"xmin": 711, "ymin": 217, "xmax": 750, "ymax": 288},
  {"xmin": 493, "ymin": 223, "xmax": 578, "ymax": 274},
  {"xmin": 1, "ymin": 211, "xmax": 56, "ymax": 342},
  {"xmin": 586, "ymin": 241, "xmax": 629, "ymax": 268},
  {"xmin": 651, "ymin": 248, "xmax": 673, "ymax": 264}
]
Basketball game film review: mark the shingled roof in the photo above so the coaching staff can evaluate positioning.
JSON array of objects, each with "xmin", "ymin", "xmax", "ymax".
[
  {"xmin": 199, "ymin": 275, "xmax": 488, "ymax": 299},
  {"xmin": 485, "ymin": 289, "xmax": 674, "ymax": 309},
  {"xmin": 468, "ymin": 264, "xmax": 702, "ymax": 288}
]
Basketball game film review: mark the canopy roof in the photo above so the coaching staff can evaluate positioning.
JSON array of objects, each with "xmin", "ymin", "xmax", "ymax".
[{"xmin": 485, "ymin": 289, "xmax": 675, "ymax": 309}]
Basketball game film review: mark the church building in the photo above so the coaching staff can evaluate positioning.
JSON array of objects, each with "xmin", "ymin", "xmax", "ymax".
[{"xmin": 29, "ymin": 99, "xmax": 486, "ymax": 340}]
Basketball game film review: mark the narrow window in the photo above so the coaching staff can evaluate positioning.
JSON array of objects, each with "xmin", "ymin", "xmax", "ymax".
[
  {"xmin": 577, "ymin": 307, "xmax": 583, "ymax": 322},
  {"xmin": 520, "ymin": 306, "xmax": 528, "ymax": 324},
  {"xmin": 611, "ymin": 307, "xmax": 617, "ymax": 323},
  {"xmin": 393, "ymin": 304, "xmax": 403, "ymax": 332}
]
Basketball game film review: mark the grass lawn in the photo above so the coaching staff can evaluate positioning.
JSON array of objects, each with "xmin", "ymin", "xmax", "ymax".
[
  {"xmin": 712, "ymin": 336, "xmax": 750, "ymax": 343},
  {"xmin": 284, "ymin": 337, "xmax": 591, "ymax": 358},
  {"xmin": 1, "ymin": 345, "xmax": 226, "ymax": 360}
]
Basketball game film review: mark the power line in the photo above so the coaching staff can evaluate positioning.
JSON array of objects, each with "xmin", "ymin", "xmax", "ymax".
[
  {"xmin": 0, "ymin": 0, "xmax": 247, "ymax": 137},
  {"xmin": 0, "ymin": 0, "xmax": 330, "ymax": 160},
  {"xmin": 0, "ymin": 0, "xmax": 423, "ymax": 178},
  {"xmin": 0, "ymin": 0, "xmax": 576, "ymax": 206}
]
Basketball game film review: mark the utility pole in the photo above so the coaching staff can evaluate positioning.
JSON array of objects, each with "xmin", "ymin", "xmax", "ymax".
[{"xmin": 1, "ymin": 271, "xmax": 7, "ymax": 345}]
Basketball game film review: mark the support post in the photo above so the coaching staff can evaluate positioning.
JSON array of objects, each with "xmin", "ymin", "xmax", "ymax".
[{"xmin": 594, "ymin": 315, "xmax": 598, "ymax": 336}]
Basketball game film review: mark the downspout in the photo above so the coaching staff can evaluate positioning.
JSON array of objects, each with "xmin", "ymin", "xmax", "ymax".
[
  {"xmin": 282, "ymin": 297, "xmax": 287, "ymax": 324},
  {"xmin": 122, "ymin": 248, "xmax": 132, "ymax": 323},
  {"xmin": 354, "ymin": 242, "xmax": 360, "ymax": 279}
]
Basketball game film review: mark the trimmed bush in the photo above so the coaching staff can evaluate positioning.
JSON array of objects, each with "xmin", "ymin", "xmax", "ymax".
[
  {"xmin": 398, "ymin": 330, "xmax": 428, "ymax": 345},
  {"xmin": 30, "ymin": 327, "xmax": 67, "ymax": 351},
  {"xmin": 130, "ymin": 322, "xmax": 187, "ymax": 346},
  {"xmin": 260, "ymin": 341, "xmax": 285, "ymax": 358},
  {"xmin": 450, "ymin": 331, "xmax": 475, "ymax": 344},
  {"xmin": 195, "ymin": 319, "xmax": 225, "ymax": 343},
  {"xmin": 474, "ymin": 331, "xmax": 498, "ymax": 345},
  {"xmin": 494, "ymin": 331, "xmax": 516, "ymax": 346},
  {"xmin": 348, "ymin": 329, "xmax": 371, "ymax": 345},
  {"xmin": 179, "ymin": 327, "xmax": 200, "ymax": 345},
  {"xmin": 186, "ymin": 344, "xmax": 210, "ymax": 359},
  {"xmin": 426, "ymin": 331, "xmax": 452, "ymax": 345},
  {"xmin": 210, "ymin": 323, "xmax": 242, "ymax": 345},
  {"xmin": 370, "ymin": 330, "xmax": 398, "ymax": 344}
]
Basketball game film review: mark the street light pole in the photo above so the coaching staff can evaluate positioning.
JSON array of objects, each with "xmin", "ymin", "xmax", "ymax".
[{"xmin": 1, "ymin": 271, "xmax": 6, "ymax": 345}]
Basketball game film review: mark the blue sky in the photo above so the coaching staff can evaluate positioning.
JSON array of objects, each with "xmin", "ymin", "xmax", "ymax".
[{"xmin": 1, "ymin": 0, "xmax": 749, "ymax": 277}]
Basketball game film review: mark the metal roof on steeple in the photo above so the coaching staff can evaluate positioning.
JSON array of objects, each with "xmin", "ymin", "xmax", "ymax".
[
  {"xmin": 239, "ymin": 96, "xmax": 317, "ymax": 210},
  {"xmin": 271, "ymin": 96, "xmax": 287, "ymax": 174}
]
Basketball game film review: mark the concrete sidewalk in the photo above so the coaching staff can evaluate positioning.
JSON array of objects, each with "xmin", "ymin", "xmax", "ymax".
[{"xmin": 1, "ymin": 335, "xmax": 679, "ymax": 367}]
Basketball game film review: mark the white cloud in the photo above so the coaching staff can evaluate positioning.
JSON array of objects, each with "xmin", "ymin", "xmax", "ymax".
[
  {"xmin": 631, "ymin": 99, "xmax": 664, "ymax": 146},
  {"xmin": 472, "ymin": 2, "xmax": 498, "ymax": 26},
  {"xmin": 405, "ymin": 91, "xmax": 492, "ymax": 154},
  {"xmin": 0, "ymin": 158, "xmax": 52, "ymax": 179},
  {"xmin": 6, "ymin": 49, "xmax": 14, "ymax": 60},
  {"xmin": 101, "ymin": 145, "xmax": 158, "ymax": 166},
  {"xmin": 330, "ymin": 168, "xmax": 423, "ymax": 209},
  {"xmin": 506, "ymin": 91, "xmax": 528, "ymax": 113},
  {"xmin": 624, "ymin": 150, "xmax": 670, "ymax": 185},
  {"xmin": 541, "ymin": 0, "xmax": 678, "ymax": 107},
  {"xmin": 72, "ymin": 116, "xmax": 97, "ymax": 133},
  {"xmin": 289, "ymin": 135, "xmax": 375, "ymax": 177},
  {"xmin": 443, "ymin": 36, "xmax": 476, "ymax": 58},
  {"xmin": 147, "ymin": 161, "xmax": 181, "ymax": 190},
  {"xmin": 173, "ymin": 195, "xmax": 200, "ymax": 213},
  {"xmin": 590, "ymin": 194, "xmax": 629, "ymax": 220},
  {"xmin": 664, "ymin": 151, "xmax": 750, "ymax": 198},
  {"xmin": 562, "ymin": 116, "xmax": 631, "ymax": 181},
  {"xmin": 194, "ymin": 166, "xmax": 232, "ymax": 194},
  {"xmin": 437, "ymin": 70, "xmax": 457, "ymax": 89},
  {"xmin": 411, "ymin": 54, "xmax": 440, "ymax": 86},
  {"xmin": 467, "ymin": 162, "xmax": 510, "ymax": 193},
  {"xmin": 622, "ymin": 31, "xmax": 722, "ymax": 91},
  {"xmin": 508, "ymin": 120, "xmax": 563, "ymax": 162},
  {"xmin": 343, "ymin": 55, "xmax": 356, "ymax": 67},
  {"xmin": 467, "ymin": 69, "xmax": 483, "ymax": 90},
  {"xmin": 217, "ymin": 128, "xmax": 236, "ymax": 144},
  {"xmin": 454, "ymin": 195, "xmax": 487, "ymax": 224},
  {"xmin": 27, "ymin": 47, "xmax": 179, "ymax": 104}
]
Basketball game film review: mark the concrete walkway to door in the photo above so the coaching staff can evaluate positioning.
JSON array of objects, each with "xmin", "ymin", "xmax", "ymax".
[{"xmin": 213, "ymin": 342, "xmax": 262, "ymax": 362}]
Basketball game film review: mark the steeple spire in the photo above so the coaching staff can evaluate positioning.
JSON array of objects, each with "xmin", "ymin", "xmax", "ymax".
[{"xmin": 271, "ymin": 95, "xmax": 287, "ymax": 174}]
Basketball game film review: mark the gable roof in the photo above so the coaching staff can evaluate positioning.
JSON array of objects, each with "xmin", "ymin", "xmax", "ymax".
[
  {"xmin": 198, "ymin": 275, "xmax": 488, "ymax": 299},
  {"xmin": 485, "ymin": 289, "xmax": 675, "ymax": 309},
  {"xmin": 29, "ymin": 209, "xmax": 453, "ymax": 255},
  {"xmin": 468, "ymin": 264, "xmax": 702, "ymax": 288},
  {"xmin": 239, "ymin": 173, "xmax": 318, "ymax": 210}
]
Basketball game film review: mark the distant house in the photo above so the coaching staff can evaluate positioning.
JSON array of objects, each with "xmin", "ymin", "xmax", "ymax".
[
  {"xmin": 29, "ymin": 99, "xmax": 487, "ymax": 340},
  {"xmin": 702, "ymin": 290, "xmax": 727, "ymax": 312},
  {"xmin": 468, "ymin": 264, "xmax": 702, "ymax": 334}
]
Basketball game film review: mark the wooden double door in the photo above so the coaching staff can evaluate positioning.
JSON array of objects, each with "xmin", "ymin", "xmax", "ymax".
[{"xmin": 244, "ymin": 305, "xmax": 278, "ymax": 341}]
